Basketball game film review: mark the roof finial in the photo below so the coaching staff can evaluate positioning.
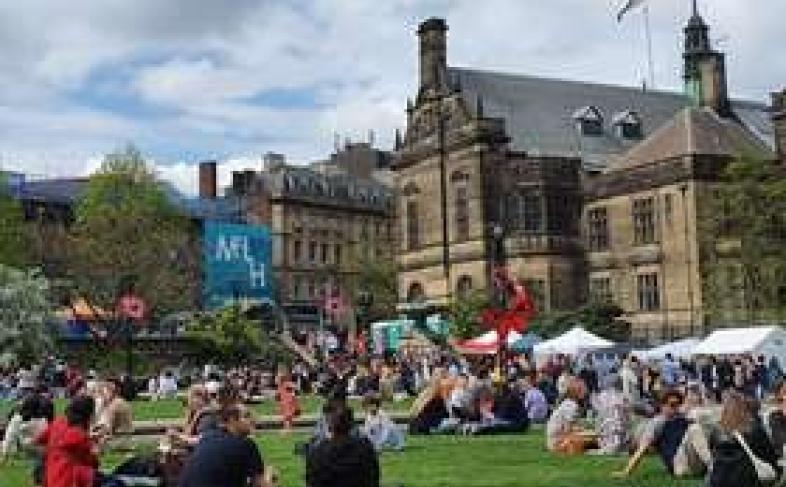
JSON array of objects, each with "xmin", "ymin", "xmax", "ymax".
[
  {"xmin": 692, "ymin": 0, "xmax": 698, "ymax": 16},
  {"xmin": 394, "ymin": 128, "xmax": 403, "ymax": 150}
]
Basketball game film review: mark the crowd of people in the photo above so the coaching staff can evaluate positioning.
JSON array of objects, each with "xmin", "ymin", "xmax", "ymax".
[{"xmin": 3, "ymin": 347, "xmax": 786, "ymax": 486}]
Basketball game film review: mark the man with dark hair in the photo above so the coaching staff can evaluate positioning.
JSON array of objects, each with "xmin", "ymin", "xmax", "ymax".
[
  {"xmin": 613, "ymin": 389, "xmax": 710, "ymax": 479},
  {"xmin": 179, "ymin": 405, "xmax": 267, "ymax": 487},
  {"xmin": 306, "ymin": 404, "xmax": 379, "ymax": 487}
]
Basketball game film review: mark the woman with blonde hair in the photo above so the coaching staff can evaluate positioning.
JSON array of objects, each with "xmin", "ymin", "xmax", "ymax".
[
  {"xmin": 707, "ymin": 391, "xmax": 779, "ymax": 487},
  {"xmin": 546, "ymin": 378, "xmax": 593, "ymax": 453}
]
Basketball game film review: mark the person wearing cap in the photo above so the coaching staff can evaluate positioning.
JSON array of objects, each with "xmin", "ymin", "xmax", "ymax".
[{"xmin": 612, "ymin": 389, "xmax": 711, "ymax": 479}]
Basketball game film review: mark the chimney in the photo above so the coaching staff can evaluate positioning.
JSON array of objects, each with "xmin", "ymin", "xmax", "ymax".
[
  {"xmin": 772, "ymin": 89, "xmax": 786, "ymax": 162},
  {"xmin": 417, "ymin": 18, "xmax": 448, "ymax": 94},
  {"xmin": 198, "ymin": 160, "xmax": 217, "ymax": 199}
]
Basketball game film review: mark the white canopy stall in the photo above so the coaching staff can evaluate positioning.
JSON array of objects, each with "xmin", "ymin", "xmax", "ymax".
[
  {"xmin": 635, "ymin": 337, "xmax": 702, "ymax": 362},
  {"xmin": 692, "ymin": 326, "xmax": 786, "ymax": 365},
  {"xmin": 533, "ymin": 326, "xmax": 614, "ymax": 358}
]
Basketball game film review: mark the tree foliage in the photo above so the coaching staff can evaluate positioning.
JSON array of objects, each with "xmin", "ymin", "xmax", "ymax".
[
  {"xmin": 0, "ymin": 174, "xmax": 30, "ymax": 268},
  {"xmin": 0, "ymin": 265, "xmax": 53, "ymax": 366},
  {"xmin": 184, "ymin": 306, "xmax": 287, "ymax": 366},
  {"xmin": 700, "ymin": 155, "xmax": 786, "ymax": 324},
  {"xmin": 528, "ymin": 301, "xmax": 629, "ymax": 342},
  {"xmin": 353, "ymin": 247, "xmax": 398, "ymax": 323},
  {"xmin": 447, "ymin": 290, "xmax": 489, "ymax": 339},
  {"xmin": 65, "ymin": 144, "xmax": 199, "ymax": 319}
]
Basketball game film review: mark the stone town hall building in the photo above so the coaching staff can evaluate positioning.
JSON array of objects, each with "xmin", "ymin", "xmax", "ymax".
[{"xmin": 393, "ymin": 12, "xmax": 785, "ymax": 342}]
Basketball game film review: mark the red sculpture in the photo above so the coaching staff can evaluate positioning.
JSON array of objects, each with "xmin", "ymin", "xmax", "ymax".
[{"xmin": 480, "ymin": 267, "xmax": 536, "ymax": 345}]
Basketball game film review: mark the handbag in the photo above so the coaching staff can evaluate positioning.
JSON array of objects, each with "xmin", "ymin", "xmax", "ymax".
[{"xmin": 732, "ymin": 431, "xmax": 779, "ymax": 484}]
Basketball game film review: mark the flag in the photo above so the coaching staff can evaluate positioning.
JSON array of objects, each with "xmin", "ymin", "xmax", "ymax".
[{"xmin": 617, "ymin": 0, "xmax": 646, "ymax": 22}]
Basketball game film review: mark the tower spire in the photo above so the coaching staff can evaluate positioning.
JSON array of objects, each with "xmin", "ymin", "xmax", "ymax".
[{"xmin": 692, "ymin": 0, "xmax": 698, "ymax": 17}]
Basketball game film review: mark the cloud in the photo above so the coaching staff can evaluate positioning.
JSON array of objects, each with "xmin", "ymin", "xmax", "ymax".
[{"xmin": 0, "ymin": 0, "xmax": 783, "ymax": 194}]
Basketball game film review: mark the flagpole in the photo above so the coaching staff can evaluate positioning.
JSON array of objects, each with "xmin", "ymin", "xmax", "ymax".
[{"xmin": 643, "ymin": 4, "xmax": 655, "ymax": 89}]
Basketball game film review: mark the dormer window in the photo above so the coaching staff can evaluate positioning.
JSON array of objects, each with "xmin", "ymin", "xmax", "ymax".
[
  {"xmin": 612, "ymin": 110, "xmax": 643, "ymax": 139},
  {"xmin": 573, "ymin": 105, "xmax": 604, "ymax": 136}
]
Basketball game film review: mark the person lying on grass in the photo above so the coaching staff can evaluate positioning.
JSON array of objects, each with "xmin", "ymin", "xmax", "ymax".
[{"xmin": 612, "ymin": 389, "xmax": 710, "ymax": 479}]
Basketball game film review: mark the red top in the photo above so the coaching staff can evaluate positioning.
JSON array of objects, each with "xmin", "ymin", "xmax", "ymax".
[{"xmin": 36, "ymin": 417, "xmax": 97, "ymax": 487}]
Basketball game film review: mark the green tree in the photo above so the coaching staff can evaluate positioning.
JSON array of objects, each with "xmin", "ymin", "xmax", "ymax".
[
  {"xmin": 184, "ymin": 306, "xmax": 287, "ymax": 366},
  {"xmin": 447, "ymin": 290, "xmax": 489, "ymax": 339},
  {"xmin": 353, "ymin": 247, "xmax": 398, "ymax": 323},
  {"xmin": 0, "ymin": 265, "xmax": 53, "ymax": 366},
  {"xmin": 700, "ymin": 155, "xmax": 786, "ymax": 325},
  {"xmin": 65, "ymin": 144, "xmax": 199, "ymax": 320},
  {"xmin": 0, "ymin": 174, "xmax": 29, "ymax": 267},
  {"xmin": 528, "ymin": 302, "xmax": 629, "ymax": 342}
]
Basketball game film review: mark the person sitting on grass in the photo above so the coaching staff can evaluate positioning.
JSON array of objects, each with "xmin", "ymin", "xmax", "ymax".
[
  {"xmin": 591, "ymin": 376, "xmax": 631, "ymax": 455},
  {"xmin": 518, "ymin": 374, "xmax": 548, "ymax": 424},
  {"xmin": 167, "ymin": 384, "xmax": 218, "ymax": 450},
  {"xmin": 707, "ymin": 391, "xmax": 779, "ymax": 487},
  {"xmin": 93, "ymin": 381, "xmax": 133, "ymax": 450},
  {"xmin": 408, "ymin": 380, "xmax": 448, "ymax": 435},
  {"xmin": 179, "ymin": 404, "xmax": 274, "ymax": 487},
  {"xmin": 546, "ymin": 378, "xmax": 593, "ymax": 454},
  {"xmin": 361, "ymin": 393, "xmax": 405, "ymax": 451},
  {"xmin": 612, "ymin": 389, "xmax": 711, "ymax": 479},
  {"xmin": 1, "ymin": 391, "xmax": 53, "ymax": 486},
  {"xmin": 307, "ymin": 402, "xmax": 379, "ymax": 487},
  {"xmin": 468, "ymin": 381, "xmax": 530, "ymax": 435},
  {"xmin": 36, "ymin": 395, "xmax": 123, "ymax": 487}
]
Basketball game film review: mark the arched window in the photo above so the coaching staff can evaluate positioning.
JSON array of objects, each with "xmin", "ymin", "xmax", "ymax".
[
  {"xmin": 456, "ymin": 276, "xmax": 473, "ymax": 299},
  {"xmin": 407, "ymin": 282, "xmax": 425, "ymax": 303}
]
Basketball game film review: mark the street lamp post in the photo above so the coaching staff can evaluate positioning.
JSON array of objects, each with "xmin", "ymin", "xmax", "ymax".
[{"xmin": 356, "ymin": 290, "xmax": 373, "ymax": 355}]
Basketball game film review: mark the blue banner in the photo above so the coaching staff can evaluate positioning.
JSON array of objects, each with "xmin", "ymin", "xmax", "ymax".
[{"xmin": 203, "ymin": 222, "xmax": 273, "ymax": 309}]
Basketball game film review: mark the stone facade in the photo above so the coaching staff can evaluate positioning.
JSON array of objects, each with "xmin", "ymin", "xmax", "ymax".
[
  {"xmin": 396, "ymin": 16, "xmax": 779, "ymax": 343},
  {"xmin": 395, "ymin": 18, "xmax": 585, "ymax": 311},
  {"xmin": 230, "ymin": 152, "xmax": 395, "ymax": 326}
]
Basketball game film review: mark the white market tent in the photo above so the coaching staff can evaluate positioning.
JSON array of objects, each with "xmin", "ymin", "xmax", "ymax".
[
  {"xmin": 533, "ymin": 326, "xmax": 614, "ymax": 357},
  {"xmin": 692, "ymin": 326, "xmax": 786, "ymax": 365},
  {"xmin": 454, "ymin": 330, "xmax": 526, "ymax": 355},
  {"xmin": 636, "ymin": 337, "xmax": 702, "ymax": 361}
]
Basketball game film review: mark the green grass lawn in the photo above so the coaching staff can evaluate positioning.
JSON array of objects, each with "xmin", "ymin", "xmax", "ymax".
[
  {"xmin": 1, "ymin": 395, "xmax": 415, "ymax": 423},
  {"xmin": 0, "ymin": 431, "xmax": 701, "ymax": 487}
]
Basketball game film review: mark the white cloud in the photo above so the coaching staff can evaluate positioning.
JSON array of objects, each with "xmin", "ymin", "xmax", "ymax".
[{"xmin": 0, "ymin": 0, "xmax": 783, "ymax": 194}]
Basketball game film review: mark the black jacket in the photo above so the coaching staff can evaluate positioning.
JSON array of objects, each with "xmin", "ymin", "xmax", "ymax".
[
  {"xmin": 306, "ymin": 435, "xmax": 379, "ymax": 487},
  {"xmin": 708, "ymin": 425, "xmax": 779, "ymax": 487}
]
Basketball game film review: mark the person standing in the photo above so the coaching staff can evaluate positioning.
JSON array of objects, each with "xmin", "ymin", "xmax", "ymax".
[{"xmin": 276, "ymin": 367, "xmax": 300, "ymax": 433}]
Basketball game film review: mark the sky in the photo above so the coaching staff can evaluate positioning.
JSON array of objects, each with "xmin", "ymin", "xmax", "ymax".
[{"xmin": 0, "ymin": 0, "xmax": 783, "ymax": 195}]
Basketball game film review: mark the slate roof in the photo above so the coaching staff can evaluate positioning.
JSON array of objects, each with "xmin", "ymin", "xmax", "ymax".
[
  {"xmin": 449, "ymin": 67, "xmax": 774, "ymax": 170},
  {"xmin": 612, "ymin": 107, "xmax": 774, "ymax": 169},
  {"xmin": 260, "ymin": 164, "xmax": 394, "ymax": 212},
  {"xmin": 17, "ymin": 177, "xmax": 239, "ymax": 221}
]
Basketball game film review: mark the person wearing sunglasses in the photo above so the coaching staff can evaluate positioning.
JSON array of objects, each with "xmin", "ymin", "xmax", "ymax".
[{"xmin": 612, "ymin": 389, "xmax": 711, "ymax": 479}]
